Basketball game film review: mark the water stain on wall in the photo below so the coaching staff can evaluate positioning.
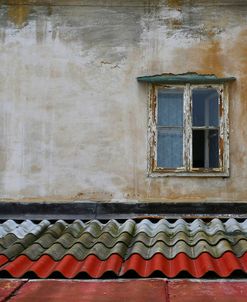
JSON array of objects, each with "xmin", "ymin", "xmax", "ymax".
[
  {"xmin": 167, "ymin": 0, "xmax": 182, "ymax": 9},
  {"xmin": 6, "ymin": 0, "xmax": 30, "ymax": 28},
  {"xmin": 174, "ymin": 39, "xmax": 224, "ymax": 76},
  {"xmin": 229, "ymin": 28, "xmax": 247, "ymax": 81},
  {"xmin": 196, "ymin": 40, "xmax": 223, "ymax": 76},
  {"xmin": 226, "ymin": 28, "xmax": 247, "ymax": 149}
]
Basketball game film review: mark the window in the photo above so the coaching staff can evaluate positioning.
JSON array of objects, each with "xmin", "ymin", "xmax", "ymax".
[{"xmin": 138, "ymin": 74, "xmax": 235, "ymax": 177}]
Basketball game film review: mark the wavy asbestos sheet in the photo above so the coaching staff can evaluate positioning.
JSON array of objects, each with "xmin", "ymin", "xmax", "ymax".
[
  {"xmin": 0, "ymin": 219, "xmax": 247, "ymax": 263},
  {"xmin": 1, "ymin": 218, "xmax": 247, "ymax": 239},
  {"xmin": 0, "ymin": 252, "xmax": 246, "ymax": 278},
  {"xmin": 2, "ymin": 238, "xmax": 247, "ymax": 261},
  {"xmin": 0, "ymin": 220, "xmax": 50, "ymax": 239}
]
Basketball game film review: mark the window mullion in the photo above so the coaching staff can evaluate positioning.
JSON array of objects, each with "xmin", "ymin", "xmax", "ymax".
[{"xmin": 183, "ymin": 84, "xmax": 192, "ymax": 171}]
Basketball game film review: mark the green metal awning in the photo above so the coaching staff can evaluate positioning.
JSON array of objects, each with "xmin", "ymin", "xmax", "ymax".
[{"xmin": 137, "ymin": 73, "xmax": 236, "ymax": 84}]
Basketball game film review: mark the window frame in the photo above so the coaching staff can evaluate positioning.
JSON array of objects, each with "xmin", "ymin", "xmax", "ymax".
[{"xmin": 148, "ymin": 83, "xmax": 229, "ymax": 177}]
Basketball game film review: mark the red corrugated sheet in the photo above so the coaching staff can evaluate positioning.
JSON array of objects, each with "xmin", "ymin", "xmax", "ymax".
[
  {"xmin": 120, "ymin": 252, "xmax": 247, "ymax": 277},
  {"xmin": 0, "ymin": 256, "xmax": 8, "ymax": 267},
  {"xmin": 1, "ymin": 252, "xmax": 247, "ymax": 278},
  {"xmin": 1, "ymin": 255, "xmax": 123, "ymax": 278}
]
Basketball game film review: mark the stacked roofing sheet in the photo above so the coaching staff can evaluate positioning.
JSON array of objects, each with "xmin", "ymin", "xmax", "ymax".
[{"xmin": 0, "ymin": 218, "xmax": 247, "ymax": 278}]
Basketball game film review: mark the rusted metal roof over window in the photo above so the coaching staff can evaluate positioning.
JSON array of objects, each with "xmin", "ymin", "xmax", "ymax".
[
  {"xmin": 137, "ymin": 73, "xmax": 236, "ymax": 84},
  {"xmin": 0, "ymin": 218, "xmax": 247, "ymax": 278}
]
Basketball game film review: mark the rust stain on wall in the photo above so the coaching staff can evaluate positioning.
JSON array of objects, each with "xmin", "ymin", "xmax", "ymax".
[
  {"xmin": 199, "ymin": 40, "xmax": 223, "ymax": 75},
  {"xmin": 167, "ymin": 0, "xmax": 182, "ymax": 9},
  {"xmin": 174, "ymin": 40, "xmax": 224, "ymax": 77},
  {"xmin": 169, "ymin": 18, "xmax": 182, "ymax": 29},
  {"xmin": 224, "ymin": 28, "xmax": 247, "ymax": 182},
  {"xmin": 6, "ymin": 0, "xmax": 30, "ymax": 28},
  {"xmin": 228, "ymin": 28, "xmax": 247, "ymax": 91},
  {"xmin": 234, "ymin": 29, "xmax": 247, "ymax": 67},
  {"xmin": 73, "ymin": 191, "xmax": 114, "ymax": 201}
]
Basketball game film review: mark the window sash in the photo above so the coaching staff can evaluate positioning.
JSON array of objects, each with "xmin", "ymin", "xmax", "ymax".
[
  {"xmin": 148, "ymin": 83, "xmax": 228, "ymax": 176},
  {"xmin": 189, "ymin": 84, "xmax": 224, "ymax": 172}
]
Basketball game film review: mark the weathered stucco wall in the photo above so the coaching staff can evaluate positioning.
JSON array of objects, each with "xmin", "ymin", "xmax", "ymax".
[{"xmin": 0, "ymin": 0, "xmax": 247, "ymax": 202}]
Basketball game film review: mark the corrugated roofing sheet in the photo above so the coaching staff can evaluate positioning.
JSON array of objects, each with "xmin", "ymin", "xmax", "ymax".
[
  {"xmin": 0, "ymin": 218, "xmax": 247, "ymax": 278},
  {"xmin": 0, "ymin": 220, "xmax": 50, "ymax": 239}
]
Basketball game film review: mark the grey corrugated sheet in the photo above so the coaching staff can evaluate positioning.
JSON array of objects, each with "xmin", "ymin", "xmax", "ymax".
[
  {"xmin": 0, "ymin": 220, "xmax": 50, "ymax": 239},
  {"xmin": 0, "ymin": 218, "xmax": 247, "ymax": 261}
]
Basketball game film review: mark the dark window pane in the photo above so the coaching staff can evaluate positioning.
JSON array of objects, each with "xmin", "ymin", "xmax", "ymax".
[
  {"xmin": 157, "ymin": 128, "xmax": 183, "ymax": 168},
  {"xmin": 158, "ymin": 89, "xmax": 183, "ymax": 127},
  {"xmin": 193, "ymin": 129, "xmax": 219, "ymax": 168},
  {"xmin": 209, "ymin": 95, "xmax": 219, "ymax": 127},
  {"xmin": 192, "ymin": 89, "xmax": 219, "ymax": 127},
  {"xmin": 209, "ymin": 130, "xmax": 219, "ymax": 168},
  {"xmin": 193, "ymin": 130, "xmax": 205, "ymax": 168},
  {"xmin": 192, "ymin": 94, "xmax": 205, "ymax": 126}
]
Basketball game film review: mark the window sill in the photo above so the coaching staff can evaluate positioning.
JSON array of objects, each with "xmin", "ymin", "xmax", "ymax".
[{"xmin": 148, "ymin": 171, "xmax": 229, "ymax": 178}]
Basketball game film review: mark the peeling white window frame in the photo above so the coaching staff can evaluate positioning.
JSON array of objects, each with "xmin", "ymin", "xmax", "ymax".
[{"xmin": 148, "ymin": 83, "xmax": 229, "ymax": 177}]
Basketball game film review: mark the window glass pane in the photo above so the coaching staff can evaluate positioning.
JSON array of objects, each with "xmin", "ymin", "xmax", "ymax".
[
  {"xmin": 192, "ymin": 129, "xmax": 219, "ymax": 168},
  {"xmin": 193, "ymin": 130, "xmax": 205, "ymax": 168},
  {"xmin": 209, "ymin": 94, "xmax": 219, "ymax": 126},
  {"xmin": 192, "ymin": 89, "xmax": 219, "ymax": 127},
  {"xmin": 158, "ymin": 89, "xmax": 183, "ymax": 127},
  {"xmin": 209, "ymin": 130, "xmax": 219, "ymax": 168},
  {"xmin": 157, "ymin": 128, "xmax": 183, "ymax": 168}
]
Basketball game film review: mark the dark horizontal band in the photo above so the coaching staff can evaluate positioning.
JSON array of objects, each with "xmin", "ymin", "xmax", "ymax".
[
  {"xmin": 137, "ymin": 73, "xmax": 236, "ymax": 84},
  {"xmin": 0, "ymin": 201, "xmax": 246, "ymax": 220}
]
